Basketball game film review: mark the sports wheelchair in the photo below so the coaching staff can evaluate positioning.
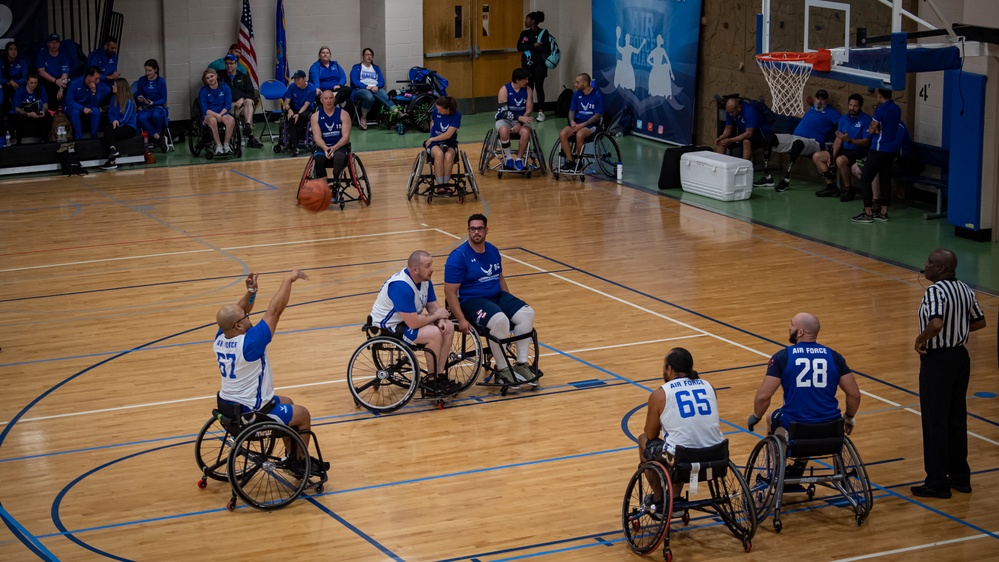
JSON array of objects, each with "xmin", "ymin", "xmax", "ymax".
[
  {"xmin": 188, "ymin": 98, "xmax": 242, "ymax": 160},
  {"xmin": 405, "ymin": 147, "xmax": 479, "ymax": 204},
  {"xmin": 194, "ymin": 396, "xmax": 329, "ymax": 511},
  {"xmin": 272, "ymin": 111, "xmax": 315, "ymax": 155},
  {"xmin": 478, "ymin": 127, "xmax": 547, "ymax": 179},
  {"xmin": 547, "ymin": 126, "xmax": 621, "ymax": 182},
  {"xmin": 387, "ymin": 66, "xmax": 449, "ymax": 133},
  {"xmin": 624, "ymin": 440, "xmax": 756, "ymax": 561},
  {"xmin": 743, "ymin": 419, "xmax": 872, "ymax": 533},
  {"xmin": 297, "ymin": 148, "xmax": 371, "ymax": 209},
  {"xmin": 346, "ymin": 317, "xmax": 483, "ymax": 412},
  {"xmin": 473, "ymin": 324, "xmax": 543, "ymax": 396}
]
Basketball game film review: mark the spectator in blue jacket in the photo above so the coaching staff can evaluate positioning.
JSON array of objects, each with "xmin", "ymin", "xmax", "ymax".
[
  {"xmin": 3, "ymin": 41, "xmax": 29, "ymax": 117},
  {"xmin": 309, "ymin": 46, "xmax": 349, "ymax": 106},
  {"xmin": 86, "ymin": 37, "xmax": 120, "ymax": 95},
  {"xmin": 64, "ymin": 66, "xmax": 109, "ymax": 140},
  {"xmin": 350, "ymin": 47, "xmax": 396, "ymax": 130},
  {"xmin": 9, "ymin": 73, "xmax": 51, "ymax": 144},
  {"xmin": 133, "ymin": 59, "xmax": 169, "ymax": 148},
  {"xmin": 283, "ymin": 69, "xmax": 313, "ymax": 157},
  {"xmin": 100, "ymin": 78, "xmax": 137, "ymax": 171},
  {"xmin": 36, "ymin": 34, "xmax": 73, "ymax": 109},
  {"xmin": 199, "ymin": 68, "xmax": 235, "ymax": 156}
]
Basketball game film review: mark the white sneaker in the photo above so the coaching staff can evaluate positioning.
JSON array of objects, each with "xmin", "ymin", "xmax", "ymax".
[
  {"xmin": 536, "ymin": 111, "xmax": 545, "ymax": 122},
  {"xmin": 214, "ymin": 144, "xmax": 224, "ymax": 155},
  {"xmin": 224, "ymin": 144, "xmax": 233, "ymax": 155}
]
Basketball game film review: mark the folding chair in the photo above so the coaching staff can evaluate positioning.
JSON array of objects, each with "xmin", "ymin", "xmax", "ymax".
[{"xmin": 259, "ymin": 80, "xmax": 287, "ymax": 144}]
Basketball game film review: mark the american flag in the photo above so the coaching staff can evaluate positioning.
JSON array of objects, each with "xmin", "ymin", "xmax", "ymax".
[{"xmin": 238, "ymin": 0, "xmax": 260, "ymax": 87}]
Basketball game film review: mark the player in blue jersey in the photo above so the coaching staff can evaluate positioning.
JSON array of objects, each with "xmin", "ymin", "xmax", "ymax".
[
  {"xmin": 754, "ymin": 89, "xmax": 841, "ymax": 192},
  {"xmin": 495, "ymin": 67, "xmax": 534, "ymax": 170},
  {"xmin": 749, "ymin": 312, "xmax": 861, "ymax": 436},
  {"xmin": 558, "ymin": 73, "xmax": 604, "ymax": 171},
  {"xmin": 370, "ymin": 250, "xmax": 457, "ymax": 394},
  {"xmin": 310, "ymin": 89, "xmax": 352, "ymax": 182},
  {"xmin": 283, "ymin": 69, "xmax": 314, "ymax": 156},
  {"xmin": 715, "ymin": 98, "xmax": 767, "ymax": 158},
  {"xmin": 852, "ymin": 89, "xmax": 903, "ymax": 223},
  {"xmin": 813, "ymin": 93, "xmax": 873, "ymax": 199},
  {"xmin": 199, "ymin": 68, "xmax": 235, "ymax": 155},
  {"xmin": 639, "ymin": 348, "xmax": 725, "ymax": 484},
  {"xmin": 425, "ymin": 96, "xmax": 461, "ymax": 194},
  {"xmin": 214, "ymin": 270, "xmax": 317, "ymax": 458},
  {"xmin": 445, "ymin": 214, "xmax": 535, "ymax": 385},
  {"xmin": 349, "ymin": 48, "xmax": 396, "ymax": 130}
]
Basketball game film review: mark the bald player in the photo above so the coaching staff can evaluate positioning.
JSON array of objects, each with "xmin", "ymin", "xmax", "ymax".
[
  {"xmin": 748, "ymin": 312, "xmax": 861, "ymax": 438},
  {"xmin": 213, "ymin": 270, "xmax": 313, "ymax": 448}
]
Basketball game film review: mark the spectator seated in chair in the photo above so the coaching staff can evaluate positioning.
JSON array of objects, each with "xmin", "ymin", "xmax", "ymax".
[
  {"xmin": 36, "ymin": 33, "xmax": 72, "ymax": 111},
  {"xmin": 86, "ymin": 37, "xmax": 120, "ymax": 100},
  {"xmin": 220, "ymin": 54, "xmax": 262, "ymax": 148},
  {"xmin": 283, "ymin": 70, "xmax": 314, "ymax": 157},
  {"xmin": 754, "ymin": 89, "xmax": 840, "ymax": 193},
  {"xmin": 64, "ymin": 66, "xmax": 109, "ymax": 140},
  {"xmin": 198, "ymin": 68, "xmax": 236, "ymax": 156},
  {"xmin": 133, "ymin": 58, "xmax": 169, "ymax": 150},
  {"xmin": 349, "ymin": 47, "xmax": 397, "ymax": 130},
  {"xmin": 9, "ymin": 72, "xmax": 52, "ymax": 144},
  {"xmin": 208, "ymin": 43, "xmax": 250, "ymax": 76},
  {"xmin": 100, "ymin": 78, "xmax": 137, "ymax": 171},
  {"xmin": 309, "ymin": 46, "xmax": 350, "ymax": 106},
  {"xmin": 2, "ymin": 41, "xmax": 30, "ymax": 118}
]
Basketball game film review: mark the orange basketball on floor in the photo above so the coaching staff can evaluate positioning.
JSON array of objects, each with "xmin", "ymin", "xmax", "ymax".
[{"xmin": 298, "ymin": 178, "xmax": 332, "ymax": 212}]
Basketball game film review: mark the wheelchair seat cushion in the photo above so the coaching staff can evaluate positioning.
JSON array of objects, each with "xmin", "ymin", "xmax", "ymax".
[{"xmin": 787, "ymin": 419, "xmax": 845, "ymax": 458}]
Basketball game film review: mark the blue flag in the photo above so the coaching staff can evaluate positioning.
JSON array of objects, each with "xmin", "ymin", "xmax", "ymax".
[{"xmin": 275, "ymin": 0, "xmax": 289, "ymax": 85}]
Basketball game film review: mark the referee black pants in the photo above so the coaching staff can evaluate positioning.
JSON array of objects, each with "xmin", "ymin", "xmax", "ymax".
[{"xmin": 918, "ymin": 346, "xmax": 971, "ymax": 490}]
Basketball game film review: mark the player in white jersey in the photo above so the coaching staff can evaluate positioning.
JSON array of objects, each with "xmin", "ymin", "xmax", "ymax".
[
  {"xmin": 638, "ymin": 348, "xmax": 725, "ymax": 495},
  {"xmin": 213, "ymin": 269, "xmax": 314, "ymax": 449},
  {"xmin": 370, "ymin": 250, "xmax": 455, "ymax": 393}
]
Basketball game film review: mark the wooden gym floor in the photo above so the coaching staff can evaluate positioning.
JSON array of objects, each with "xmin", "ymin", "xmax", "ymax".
[{"xmin": 1, "ymin": 146, "xmax": 997, "ymax": 560}]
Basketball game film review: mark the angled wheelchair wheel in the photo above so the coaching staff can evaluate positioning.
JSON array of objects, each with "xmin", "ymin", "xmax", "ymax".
[
  {"xmin": 298, "ymin": 153, "xmax": 318, "ymax": 201},
  {"xmin": 623, "ymin": 461, "xmax": 673, "ymax": 555},
  {"xmin": 349, "ymin": 153, "xmax": 372, "ymax": 206},
  {"xmin": 479, "ymin": 129, "xmax": 494, "ymax": 174},
  {"xmin": 409, "ymin": 94, "xmax": 437, "ymax": 132},
  {"xmin": 460, "ymin": 151, "xmax": 479, "ymax": 198},
  {"xmin": 348, "ymin": 336, "xmax": 420, "ymax": 413},
  {"xmin": 711, "ymin": 460, "xmax": 758, "ymax": 545},
  {"xmin": 227, "ymin": 422, "xmax": 309, "ymax": 510},
  {"xmin": 744, "ymin": 435, "xmax": 783, "ymax": 522},
  {"xmin": 548, "ymin": 140, "xmax": 564, "ymax": 179},
  {"xmin": 195, "ymin": 415, "xmax": 234, "ymax": 483},
  {"xmin": 406, "ymin": 151, "xmax": 425, "ymax": 200},
  {"xmin": 188, "ymin": 124, "xmax": 203, "ymax": 157},
  {"xmin": 839, "ymin": 437, "xmax": 873, "ymax": 525},
  {"xmin": 448, "ymin": 322, "xmax": 484, "ymax": 392},
  {"xmin": 593, "ymin": 133, "xmax": 621, "ymax": 179}
]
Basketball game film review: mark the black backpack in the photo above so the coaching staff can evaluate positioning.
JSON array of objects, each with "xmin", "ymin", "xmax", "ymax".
[{"xmin": 555, "ymin": 87, "xmax": 573, "ymax": 118}]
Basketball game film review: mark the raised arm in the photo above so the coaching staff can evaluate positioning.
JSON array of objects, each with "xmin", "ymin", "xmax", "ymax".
[{"xmin": 260, "ymin": 270, "xmax": 309, "ymax": 335}]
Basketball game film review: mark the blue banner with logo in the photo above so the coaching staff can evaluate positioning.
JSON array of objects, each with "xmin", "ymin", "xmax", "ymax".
[
  {"xmin": 592, "ymin": 0, "xmax": 702, "ymax": 144},
  {"xmin": 275, "ymin": 0, "xmax": 289, "ymax": 85}
]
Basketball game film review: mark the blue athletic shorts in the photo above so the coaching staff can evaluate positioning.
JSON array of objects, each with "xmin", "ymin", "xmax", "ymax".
[
  {"xmin": 460, "ymin": 291, "xmax": 528, "ymax": 330},
  {"xmin": 237, "ymin": 396, "xmax": 294, "ymax": 425}
]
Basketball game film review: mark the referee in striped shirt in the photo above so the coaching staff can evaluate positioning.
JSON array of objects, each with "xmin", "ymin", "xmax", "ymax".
[{"xmin": 911, "ymin": 248, "xmax": 987, "ymax": 499}]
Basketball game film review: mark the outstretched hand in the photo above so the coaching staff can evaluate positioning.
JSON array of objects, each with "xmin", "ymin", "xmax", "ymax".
[
  {"xmin": 245, "ymin": 273, "xmax": 259, "ymax": 293},
  {"xmin": 286, "ymin": 269, "xmax": 309, "ymax": 283}
]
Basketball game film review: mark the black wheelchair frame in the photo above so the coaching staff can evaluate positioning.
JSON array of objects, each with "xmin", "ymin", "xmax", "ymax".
[
  {"xmin": 297, "ymin": 150, "xmax": 371, "ymax": 210},
  {"xmin": 478, "ymin": 127, "xmax": 548, "ymax": 179},
  {"xmin": 188, "ymin": 98, "xmax": 242, "ymax": 160},
  {"xmin": 743, "ymin": 419, "xmax": 873, "ymax": 533},
  {"xmin": 623, "ymin": 440, "xmax": 756, "ymax": 561},
  {"xmin": 405, "ymin": 147, "xmax": 479, "ymax": 204},
  {"xmin": 195, "ymin": 399, "xmax": 328, "ymax": 511},
  {"xmin": 346, "ymin": 318, "xmax": 484, "ymax": 412},
  {"xmin": 473, "ymin": 327, "xmax": 543, "ymax": 396},
  {"xmin": 548, "ymin": 127, "xmax": 621, "ymax": 182}
]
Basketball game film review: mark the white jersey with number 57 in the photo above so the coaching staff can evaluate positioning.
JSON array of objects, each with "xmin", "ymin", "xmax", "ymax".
[{"xmin": 660, "ymin": 377, "xmax": 724, "ymax": 455}]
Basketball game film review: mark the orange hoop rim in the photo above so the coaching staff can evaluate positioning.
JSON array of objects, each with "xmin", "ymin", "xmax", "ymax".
[{"xmin": 756, "ymin": 52, "xmax": 817, "ymax": 63}]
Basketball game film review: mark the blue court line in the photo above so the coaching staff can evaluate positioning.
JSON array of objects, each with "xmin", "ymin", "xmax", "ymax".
[
  {"xmin": 228, "ymin": 168, "xmax": 280, "ymax": 190},
  {"xmin": 0, "ymin": 502, "xmax": 57, "ymax": 561},
  {"xmin": 302, "ymin": 497, "xmax": 403, "ymax": 561}
]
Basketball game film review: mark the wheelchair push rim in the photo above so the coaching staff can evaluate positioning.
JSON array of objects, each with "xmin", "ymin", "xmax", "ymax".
[
  {"xmin": 227, "ymin": 422, "xmax": 310, "ymax": 510},
  {"xmin": 347, "ymin": 336, "xmax": 420, "ymax": 413},
  {"xmin": 623, "ymin": 460, "xmax": 673, "ymax": 555}
]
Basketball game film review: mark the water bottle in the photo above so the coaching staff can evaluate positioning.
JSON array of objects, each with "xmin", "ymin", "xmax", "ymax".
[
  {"xmin": 616, "ymin": 161, "xmax": 623, "ymax": 182},
  {"xmin": 57, "ymin": 125, "xmax": 67, "ymax": 143},
  {"xmin": 4, "ymin": 131, "xmax": 10, "ymax": 146},
  {"xmin": 141, "ymin": 131, "xmax": 149, "ymax": 151}
]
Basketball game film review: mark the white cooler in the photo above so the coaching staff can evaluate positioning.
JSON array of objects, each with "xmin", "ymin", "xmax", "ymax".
[{"xmin": 679, "ymin": 152, "xmax": 752, "ymax": 201}]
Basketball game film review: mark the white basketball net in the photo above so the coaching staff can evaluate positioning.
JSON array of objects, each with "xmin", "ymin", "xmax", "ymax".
[{"xmin": 757, "ymin": 57, "xmax": 813, "ymax": 116}]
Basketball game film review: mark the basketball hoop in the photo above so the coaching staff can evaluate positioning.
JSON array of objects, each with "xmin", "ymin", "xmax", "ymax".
[{"xmin": 756, "ymin": 50, "xmax": 831, "ymax": 116}]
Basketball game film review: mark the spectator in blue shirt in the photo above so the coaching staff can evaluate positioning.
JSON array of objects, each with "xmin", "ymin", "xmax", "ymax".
[
  {"xmin": 557, "ymin": 73, "xmax": 604, "ymax": 171},
  {"xmin": 86, "ymin": 38, "xmax": 120, "ymax": 95},
  {"xmin": 308, "ymin": 46, "xmax": 349, "ymax": 106},
  {"xmin": 133, "ymin": 59, "xmax": 169, "ymax": 148},
  {"xmin": 36, "ymin": 34, "xmax": 72, "ymax": 109},
  {"xmin": 349, "ymin": 47, "xmax": 396, "ymax": 130},
  {"xmin": 2, "ymin": 41, "xmax": 29, "ymax": 117},
  {"xmin": 9, "ymin": 73, "xmax": 51, "ymax": 144},
  {"xmin": 715, "ymin": 98, "xmax": 767, "ymax": 158},
  {"xmin": 754, "ymin": 89, "xmax": 840, "ymax": 192},
  {"xmin": 851, "ymin": 89, "xmax": 902, "ymax": 223},
  {"xmin": 283, "ymin": 70, "xmax": 314, "ymax": 156},
  {"xmin": 100, "ymin": 78, "xmax": 137, "ymax": 171},
  {"xmin": 64, "ymin": 66, "xmax": 109, "ymax": 140},
  {"xmin": 199, "ymin": 68, "xmax": 235, "ymax": 156},
  {"xmin": 813, "ymin": 93, "xmax": 872, "ymax": 199}
]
